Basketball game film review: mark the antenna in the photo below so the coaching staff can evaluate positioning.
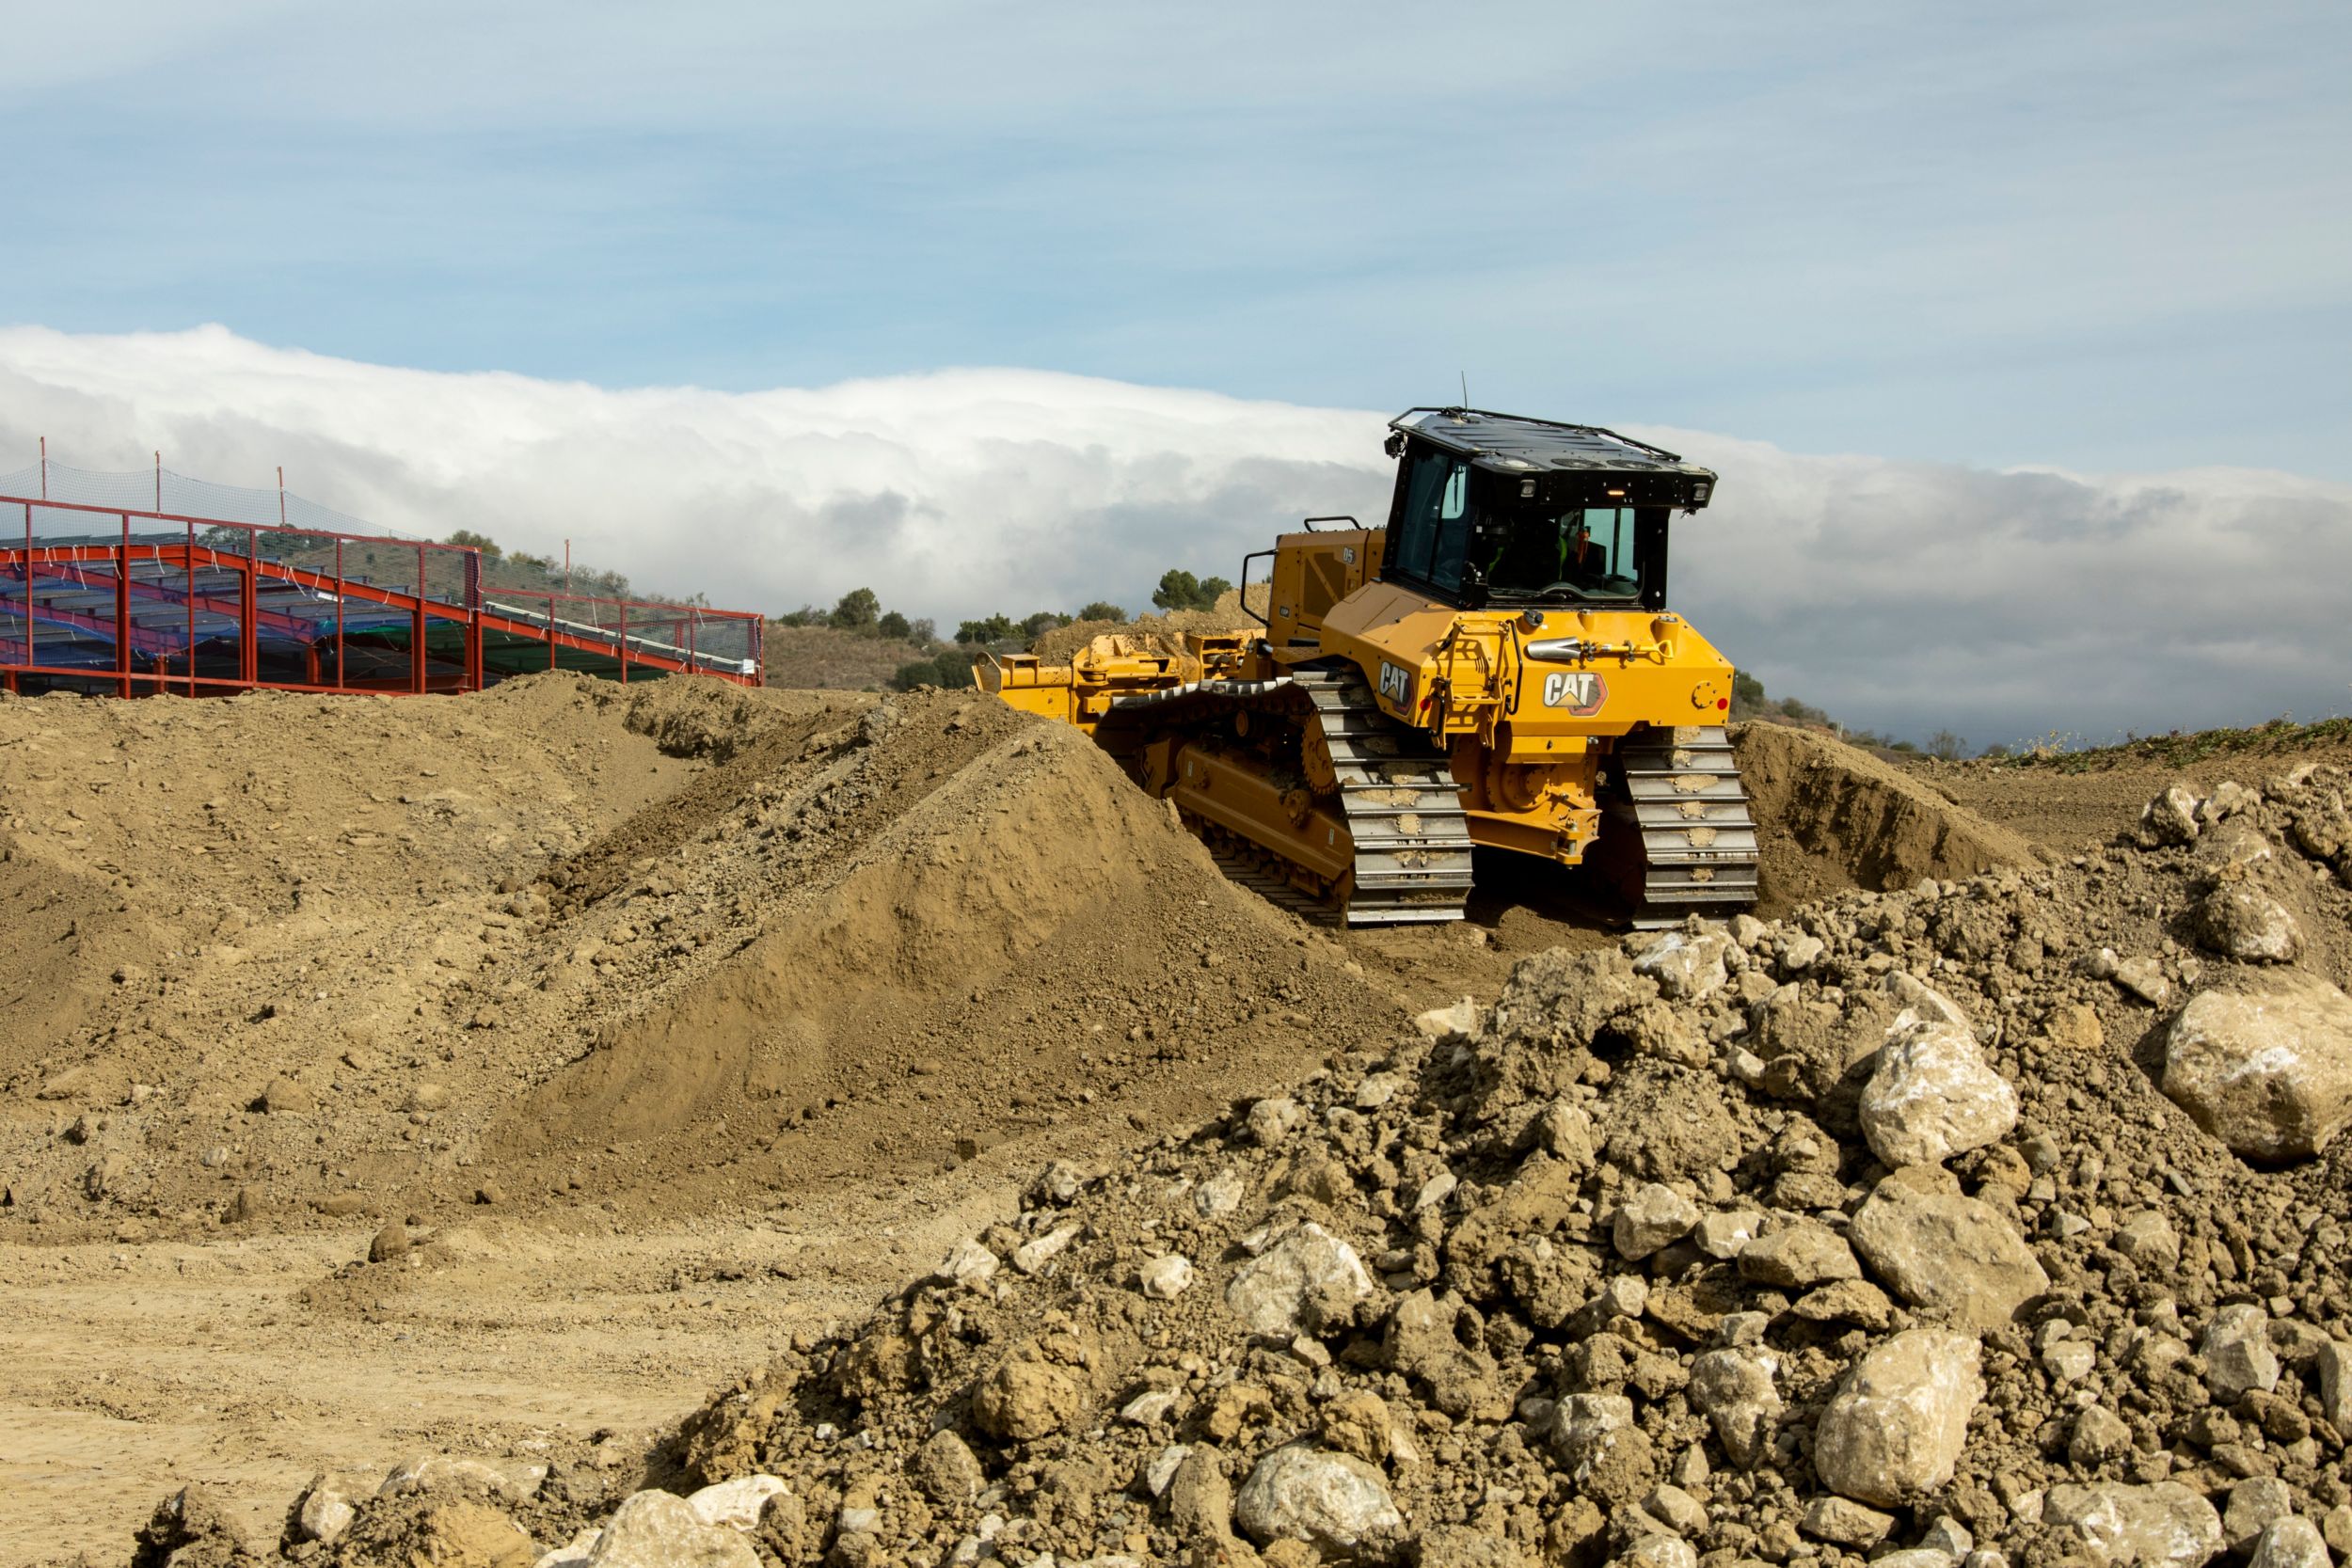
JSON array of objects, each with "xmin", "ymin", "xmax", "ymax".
[{"xmin": 1459, "ymin": 371, "xmax": 1470, "ymax": 407}]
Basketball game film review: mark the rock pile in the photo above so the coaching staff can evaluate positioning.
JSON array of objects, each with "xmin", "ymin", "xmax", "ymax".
[{"xmin": 163, "ymin": 767, "xmax": 2352, "ymax": 1566}]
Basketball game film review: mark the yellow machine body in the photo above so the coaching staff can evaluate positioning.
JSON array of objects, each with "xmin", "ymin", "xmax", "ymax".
[{"xmin": 977, "ymin": 406, "xmax": 1753, "ymax": 923}]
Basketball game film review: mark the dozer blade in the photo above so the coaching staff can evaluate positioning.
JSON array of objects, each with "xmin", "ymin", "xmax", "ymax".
[{"xmin": 1610, "ymin": 723, "xmax": 1760, "ymax": 927}]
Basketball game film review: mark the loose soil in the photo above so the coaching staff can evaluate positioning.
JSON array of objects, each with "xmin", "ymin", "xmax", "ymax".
[{"xmin": 0, "ymin": 679, "xmax": 2292, "ymax": 1564}]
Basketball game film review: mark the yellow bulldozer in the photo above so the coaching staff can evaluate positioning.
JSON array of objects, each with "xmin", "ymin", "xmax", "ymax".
[{"xmin": 978, "ymin": 406, "xmax": 1756, "ymax": 927}]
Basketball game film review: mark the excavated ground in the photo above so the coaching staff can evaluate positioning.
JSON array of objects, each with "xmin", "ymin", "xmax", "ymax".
[{"xmin": 0, "ymin": 688, "xmax": 2289, "ymax": 1566}]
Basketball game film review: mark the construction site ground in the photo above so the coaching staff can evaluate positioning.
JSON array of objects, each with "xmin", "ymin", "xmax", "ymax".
[{"xmin": 5, "ymin": 675, "xmax": 2348, "ymax": 1566}]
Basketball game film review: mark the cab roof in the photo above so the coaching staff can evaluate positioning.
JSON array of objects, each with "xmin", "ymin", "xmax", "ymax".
[{"xmin": 1391, "ymin": 407, "xmax": 1716, "ymax": 485}]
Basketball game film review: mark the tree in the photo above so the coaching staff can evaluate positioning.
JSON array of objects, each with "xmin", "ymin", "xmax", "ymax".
[
  {"xmin": 1729, "ymin": 670, "xmax": 1767, "ymax": 718},
  {"xmin": 877, "ymin": 610, "xmax": 912, "ymax": 641},
  {"xmin": 1152, "ymin": 569, "xmax": 1202, "ymax": 611},
  {"xmin": 891, "ymin": 649, "xmax": 978, "ymax": 690},
  {"xmin": 830, "ymin": 587, "xmax": 881, "ymax": 632},
  {"xmin": 956, "ymin": 613, "xmax": 1019, "ymax": 645},
  {"xmin": 1927, "ymin": 729, "xmax": 1966, "ymax": 761},
  {"xmin": 909, "ymin": 617, "xmax": 937, "ymax": 645},
  {"xmin": 446, "ymin": 529, "xmax": 503, "ymax": 560},
  {"xmin": 1197, "ymin": 576, "xmax": 1232, "ymax": 606},
  {"xmin": 1021, "ymin": 610, "xmax": 1072, "ymax": 639},
  {"xmin": 1077, "ymin": 601, "xmax": 1127, "ymax": 623}
]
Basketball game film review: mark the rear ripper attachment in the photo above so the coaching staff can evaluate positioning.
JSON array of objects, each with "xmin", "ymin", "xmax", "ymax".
[
  {"xmin": 1600, "ymin": 723, "xmax": 1761, "ymax": 927},
  {"xmin": 1094, "ymin": 664, "xmax": 1473, "ymax": 926}
]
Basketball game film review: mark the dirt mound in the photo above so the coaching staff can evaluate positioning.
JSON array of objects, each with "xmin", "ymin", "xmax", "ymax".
[
  {"xmin": 485, "ymin": 690, "xmax": 1400, "ymax": 1212},
  {"xmin": 0, "ymin": 676, "xmax": 1400, "ymax": 1248},
  {"xmin": 1029, "ymin": 588, "xmax": 1259, "ymax": 664},
  {"xmin": 251, "ymin": 764, "xmax": 2352, "ymax": 1568},
  {"xmin": 1735, "ymin": 721, "xmax": 2042, "ymax": 911}
]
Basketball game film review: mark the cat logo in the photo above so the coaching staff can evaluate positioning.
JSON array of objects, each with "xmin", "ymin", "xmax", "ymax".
[
  {"xmin": 1542, "ymin": 671, "xmax": 1608, "ymax": 715},
  {"xmin": 1378, "ymin": 661, "xmax": 1412, "ymax": 705}
]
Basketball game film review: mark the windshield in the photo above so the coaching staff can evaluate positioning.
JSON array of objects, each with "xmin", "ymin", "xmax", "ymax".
[{"xmin": 1479, "ymin": 504, "xmax": 1643, "ymax": 602}]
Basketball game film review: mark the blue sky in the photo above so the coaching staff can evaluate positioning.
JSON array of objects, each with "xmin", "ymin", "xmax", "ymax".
[{"xmin": 8, "ymin": 1, "xmax": 2347, "ymax": 478}]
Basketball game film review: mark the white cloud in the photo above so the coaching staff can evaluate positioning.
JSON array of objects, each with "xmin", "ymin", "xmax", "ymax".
[{"xmin": 1, "ymin": 323, "xmax": 2344, "ymax": 749}]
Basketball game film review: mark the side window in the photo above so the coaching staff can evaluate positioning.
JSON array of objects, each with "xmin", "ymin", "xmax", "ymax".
[{"xmin": 1392, "ymin": 449, "xmax": 1468, "ymax": 587}]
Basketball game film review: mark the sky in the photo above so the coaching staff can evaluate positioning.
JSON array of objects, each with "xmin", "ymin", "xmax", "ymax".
[{"xmin": 1, "ymin": 2, "xmax": 2347, "ymax": 748}]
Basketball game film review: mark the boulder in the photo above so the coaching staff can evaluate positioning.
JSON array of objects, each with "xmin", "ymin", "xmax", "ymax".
[
  {"xmin": 1138, "ymin": 1254, "xmax": 1195, "ymax": 1301},
  {"xmin": 1804, "ymin": 1496, "xmax": 1898, "ymax": 1548},
  {"xmin": 1813, "ymin": 1328, "xmax": 1983, "ymax": 1507},
  {"xmin": 1858, "ymin": 1021, "xmax": 2019, "ymax": 1168},
  {"xmin": 586, "ymin": 1489, "xmax": 760, "ymax": 1568},
  {"xmin": 2196, "ymin": 885, "xmax": 2303, "ymax": 963},
  {"xmin": 2248, "ymin": 1518, "xmax": 2332, "ymax": 1568},
  {"xmin": 2316, "ymin": 1340, "xmax": 2352, "ymax": 1433},
  {"xmin": 2201, "ymin": 1305, "xmax": 2282, "ymax": 1402},
  {"xmin": 294, "ymin": 1476, "xmax": 358, "ymax": 1544},
  {"xmin": 1620, "ymin": 1538, "xmax": 1700, "ymax": 1568},
  {"xmin": 2142, "ymin": 785, "xmax": 2202, "ymax": 846},
  {"xmin": 1736, "ymin": 1221, "xmax": 1862, "ymax": 1289},
  {"xmin": 1634, "ymin": 932, "xmax": 1730, "ymax": 1003},
  {"xmin": 1232, "ymin": 1445, "xmax": 1403, "ymax": 1552},
  {"xmin": 1849, "ymin": 1174, "xmax": 2049, "ymax": 1329},
  {"xmin": 935, "ymin": 1238, "xmax": 998, "ymax": 1290},
  {"xmin": 1225, "ymin": 1223, "xmax": 1373, "ymax": 1338},
  {"xmin": 915, "ymin": 1430, "xmax": 985, "ymax": 1505},
  {"xmin": 1248, "ymin": 1097, "xmax": 1305, "ymax": 1145},
  {"xmin": 1688, "ymin": 1348, "xmax": 1781, "ymax": 1469},
  {"xmin": 2223, "ymin": 1480, "xmax": 2297, "ymax": 1556},
  {"xmin": 1613, "ymin": 1183, "xmax": 1700, "ymax": 1259},
  {"xmin": 972, "ymin": 1354, "xmax": 1083, "ymax": 1442},
  {"xmin": 2163, "ymin": 974, "xmax": 2352, "ymax": 1161},
  {"xmin": 2043, "ymin": 1482, "xmax": 2223, "ymax": 1568},
  {"xmin": 684, "ymin": 1475, "xmax": 786, "ymax": 1533}
]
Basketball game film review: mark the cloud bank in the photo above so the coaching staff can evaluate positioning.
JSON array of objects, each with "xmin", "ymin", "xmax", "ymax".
[{"xmin": 1, "ymin": 324, "xmax": 2344, "ymax": 750}]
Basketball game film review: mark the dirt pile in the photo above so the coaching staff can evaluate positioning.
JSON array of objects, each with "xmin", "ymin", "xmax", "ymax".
[
  {"xmin": 1029, "ymin": 589, "xmax": 1260, "ymax": 665},
  {"xmin": 1734, "ymin": 724, "xmax": 2042, "ymax": 913},
  {"xmin": 0, "ymin": 674, "xmax": 1400, "ymax": 1244},
  {"xmin": 218, "ymin": 761, "xmax": 2352, "ymax": 1567}
]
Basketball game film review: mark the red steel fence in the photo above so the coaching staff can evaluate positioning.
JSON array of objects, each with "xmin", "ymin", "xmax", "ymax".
[{"xmin": 0, "ymin": 462, "xmax": 763, "ymax": 696}]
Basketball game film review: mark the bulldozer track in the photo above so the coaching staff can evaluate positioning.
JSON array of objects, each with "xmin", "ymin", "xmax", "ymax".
[
  {"xmin": 1098, "ymin": 664, "xmax": 1474, "ymax": 927},
  {"xmin": 1610, "ymin": 723, "xmax": 1760, "ymax": 926}
]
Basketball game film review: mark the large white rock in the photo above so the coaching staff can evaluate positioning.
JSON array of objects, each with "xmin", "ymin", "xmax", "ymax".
[
  {"xmin": 1614, "ymin": 1183, "xmax": 1700, "ymax": 1259},
  {"xmin": 1634, "ymin": 932, "xmax": 1731, "ymax": 1002},
  {"xmin": 1859, "ymin": 1021, "xmax": 2020, "ymax": 1168},
  {"xmin": 1232, "ymin": 1444, "xmax": 1403, "ymax": 1551},
  {"xmin": 2201, "ymin": 1305, "xmax": 2282, "ymax": 1402},
  {"xmin": 1225, "ymin": 1222, "xmax": 1373, "ymax": 1337},
  {"xmin": 2196, "ymin": 885, "xmax": 2304, "ymax": 963},
  {"xmin": 2248, "ymin": 1517, "xmax": 2332, "ymax": 1568},
  {"xmin": 294, "ymin": 1477, "xmax": 358, "ymax": 1544},
  {"xmin": 1849, "ymin": 1174, "xmax": 2048, "ymax": 1329},
  {"xmin": 586, "ymin": 1490, "xmax": 761, "ymax": 1568},
  {"xmin": 2163, "ymin": 975, "xmax": 2352, "ymax": 1161},
  {"xmin": 2043, "ymin": 1482, "xmax": 2223, "ymax": 1568},
  {"xmin": 1813, "ymin": 1328, "xmax": 1983, "ymax": 1507},
  {"xmin": 1139, "ymin": 1254, "xmax": 1195, "ymax": 1301},
  {"xmin": 684, "ymin": 1475, "xmax": 786, "ymax": 1533}
]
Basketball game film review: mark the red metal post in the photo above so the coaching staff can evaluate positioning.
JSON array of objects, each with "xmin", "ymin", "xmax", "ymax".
[
  {"xmin": 184, "ymin": 521, "xmax": 196, "ymax": 695},
  {"xmin": 411, "ymin": 545, "xmax": 425, "ymax": 694},
  {"xmin": 22, "ymin": 501, "xmax": 33, "ymax": 678},
  {"xmin": 117, "ymin": 513, "xmax": 131, "ymax": 698},
  {"xmin": 334, "ymin": 539, "xmax": 345, "ymax": 691},
  {"xmin": 241, "ymin": 527, "xmax": 258, "ymax": 687}
]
